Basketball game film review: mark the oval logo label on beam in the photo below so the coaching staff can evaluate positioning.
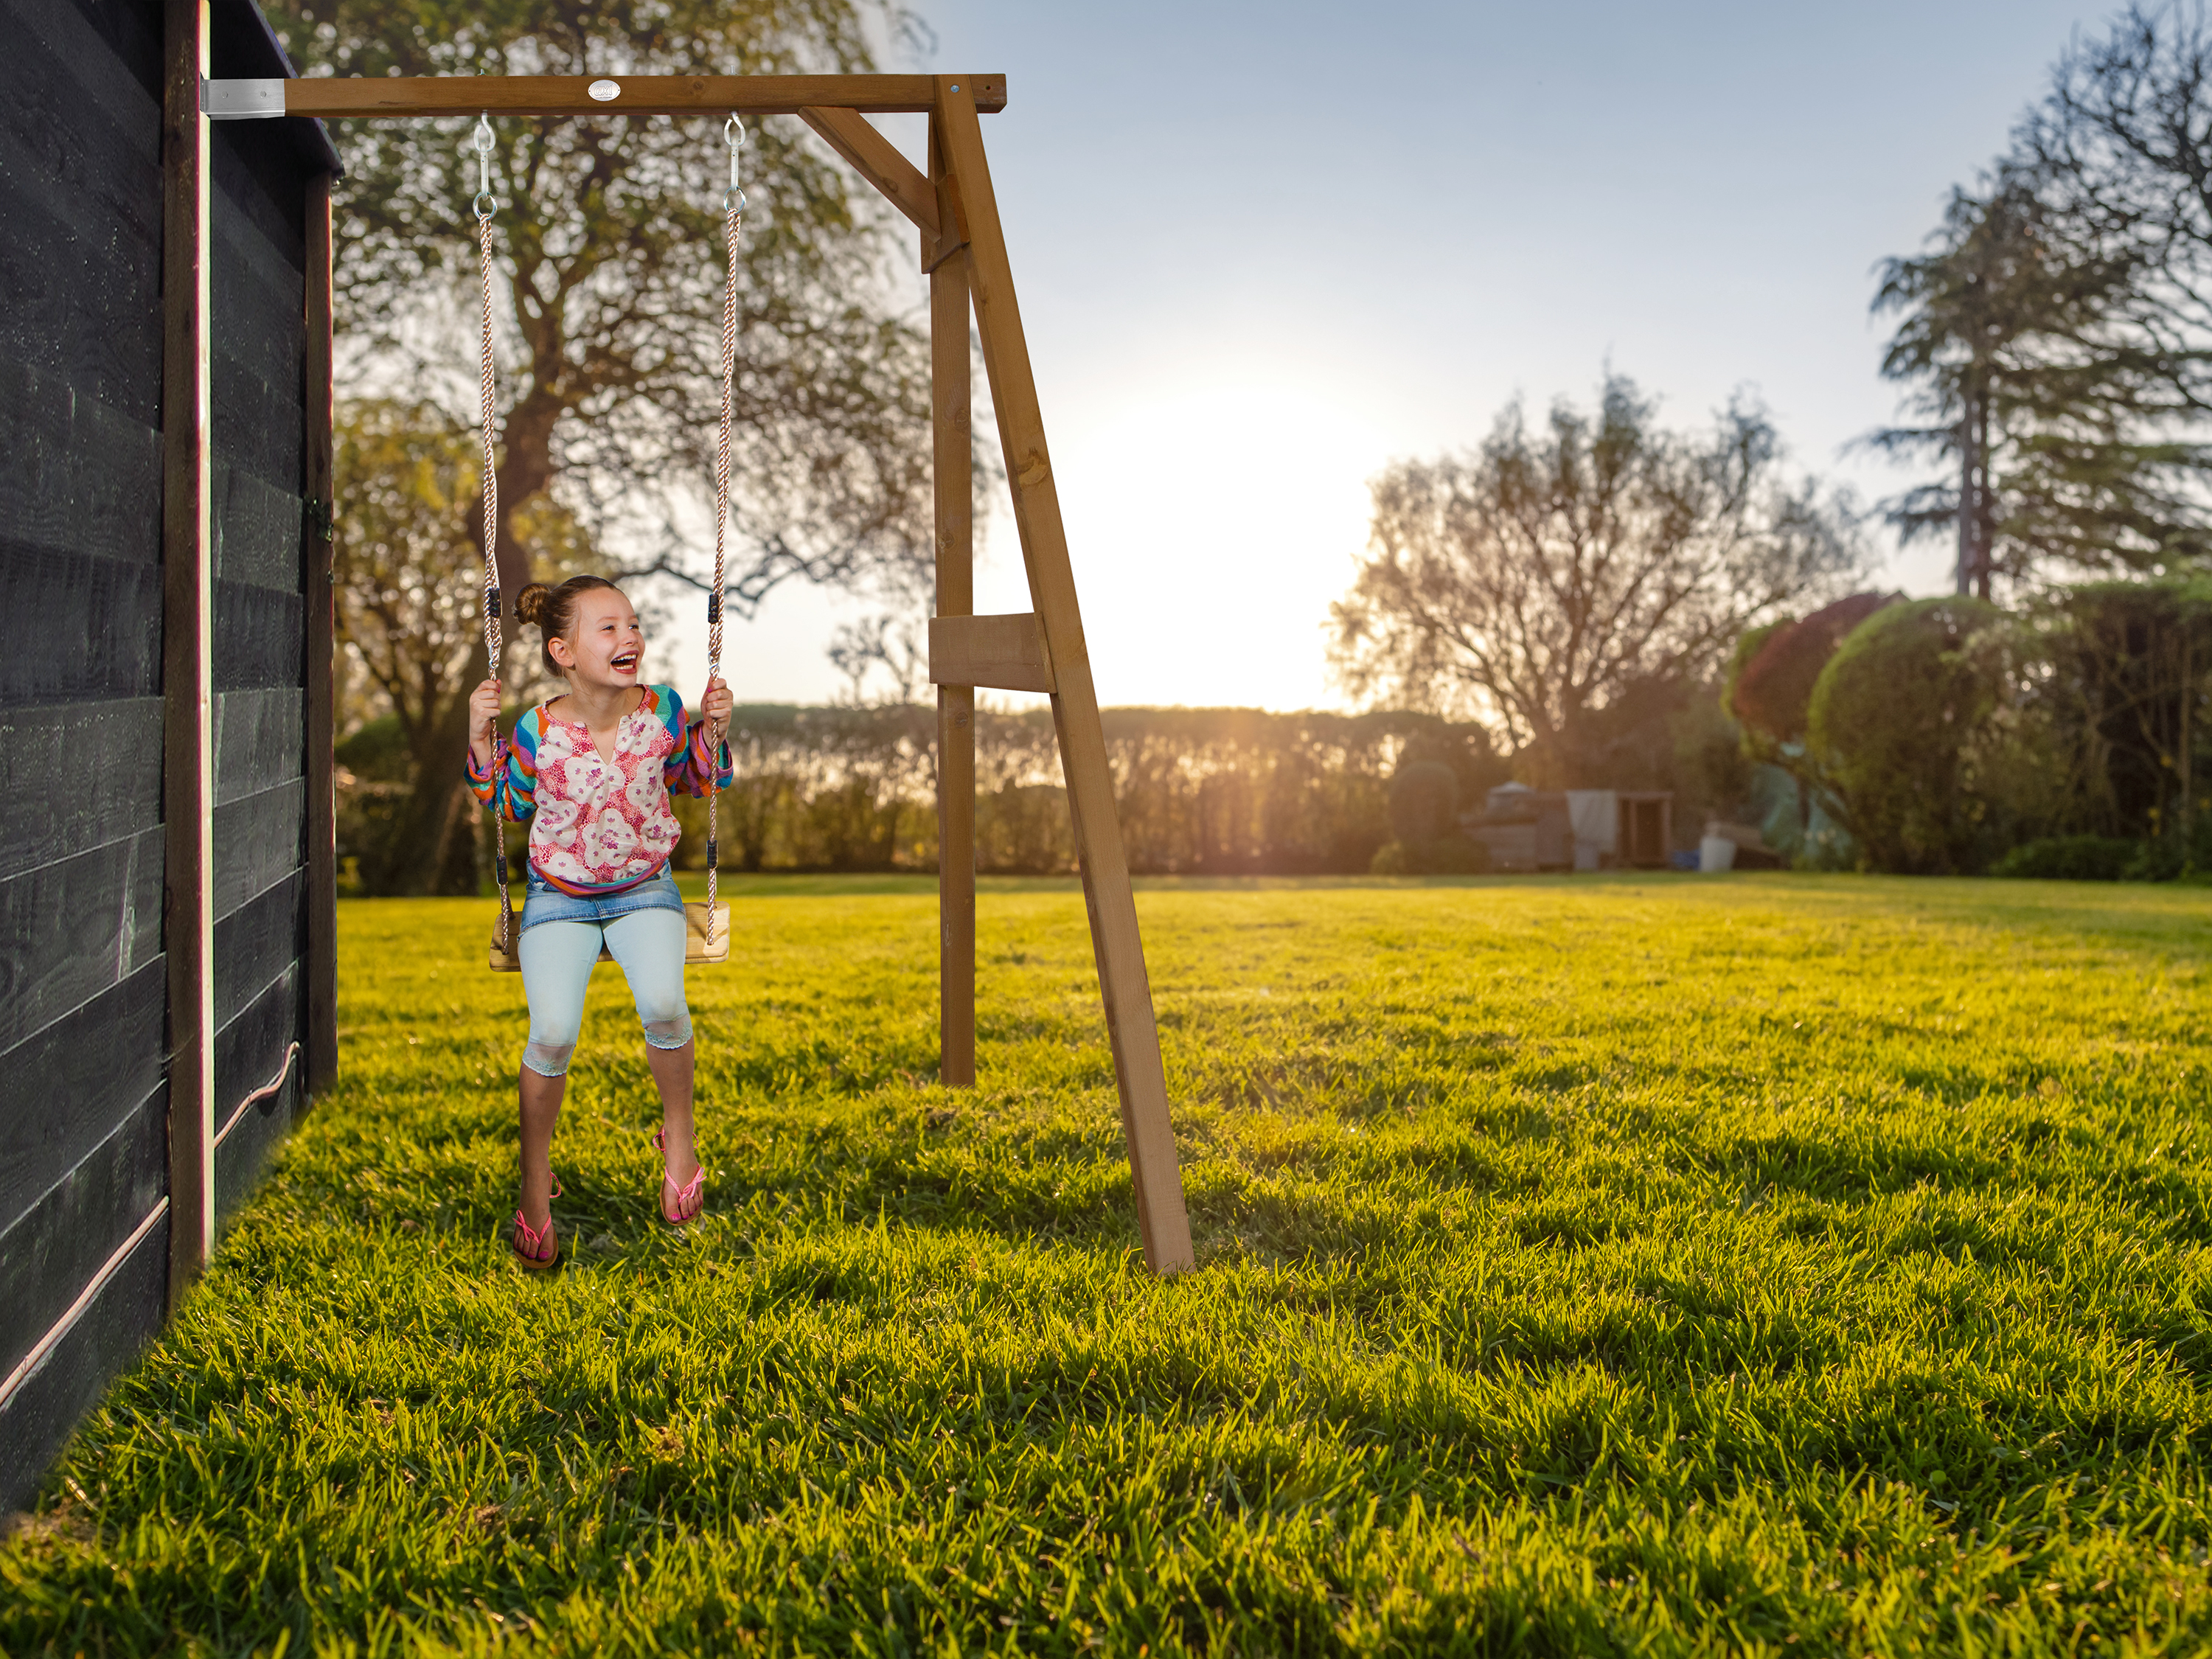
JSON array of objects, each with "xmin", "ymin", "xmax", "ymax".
[{"xmin": 588, "ymin": 79, "xmax": 621, "ymax": 102}]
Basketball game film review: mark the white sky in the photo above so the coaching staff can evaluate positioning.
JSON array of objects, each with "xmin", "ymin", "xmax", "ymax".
[{"xmin": 667, "ymin": 0, "xmax": 2112, "ymax": 711}]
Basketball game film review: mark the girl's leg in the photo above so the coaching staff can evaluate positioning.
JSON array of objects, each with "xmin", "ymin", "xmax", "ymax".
[
  {"xmin": 602, "ymin": 908, "xmax": 700, "ymax": 1214},
  {"xmin": 515, "ymin": 919, "xmax": 604, "ymax": 1231}
]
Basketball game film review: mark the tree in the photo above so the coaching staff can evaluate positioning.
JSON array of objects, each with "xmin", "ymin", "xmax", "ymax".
[
  {"xmin": 1866, "ymin": 176, "xmax": 2199, "ymax": 596},
  {"xmin": 2031, "ymin": 578, "xmax": 2212, "ymax": 844},
  {"xmin": 1725, "ymin": 591, "xmax": 1899, "ymax": 752},
  {"xmin": 269, "ymin": 0, "xmax": 943, "ymax": 887},
  {"xmin": 1329, "ymin": 376, "xmax": 1863, "ymax": 786},
  {"xmin": 333, "ymin": 398, "xmax": 591, "ymax": 892},
  {"xmin": 1806, "ymin": 598, "xmax": 2067, "ymax": 873}
]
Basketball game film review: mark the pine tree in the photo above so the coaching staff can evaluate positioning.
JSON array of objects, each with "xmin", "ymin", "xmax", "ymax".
[{"xmin": 1865, "ymin": 177, "xmax": 2205, "ymax": 597}]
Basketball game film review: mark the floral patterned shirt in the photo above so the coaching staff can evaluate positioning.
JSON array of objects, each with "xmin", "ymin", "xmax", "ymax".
[{"xmin": 466, "ymin": 684, "xmax": 734, "ymax": 895}]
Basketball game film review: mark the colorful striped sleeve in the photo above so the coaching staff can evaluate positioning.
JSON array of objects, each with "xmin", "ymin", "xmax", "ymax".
[
  {"xmin": 465, "ymin": 707, "xmax": 540, "ymax": 823},
  {"xmin": 656, "ymin": 686, "xmax": 734, "ymax": 798}
]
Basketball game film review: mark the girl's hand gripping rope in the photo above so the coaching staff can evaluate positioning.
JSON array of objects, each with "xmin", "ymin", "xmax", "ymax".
[
  {"xmin": 699, "ymin": 675, "xmax": 732, "ymax": 748},
  {"xmin": 467, "ymin": 676, "xmax": 504, "ymax": 772}
]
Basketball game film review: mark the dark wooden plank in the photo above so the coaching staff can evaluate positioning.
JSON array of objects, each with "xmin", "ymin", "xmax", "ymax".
[
  {"xmin": 210, "ymin": 110, "xmax": 310, "ymax": 262},
  {"xmin": 211, "ymin": 248, "xmax": 306, "ymax": 463},
  {"xmin": 0, "ymin": 173, "xmax": 162, "ymax": 431},
  {"xmin": 211, "ymin": 352, "xmax": 305, "ymax": 494},
  {"xmin": 0, "ymin": 352, "xmax": 163, "ymax": 567},
  {"xmin": 0, "ymin": 31, "xmax": 162, "ymax": 427},
  {"xmin": 47, "ymin": 0, "xmax": 163, "ymax": 102},
  {"xmin": 0, "ymin": 827, "xmax": 163, "ymax": 1054},
  {"xmin": 213, "ymin": 869, "xmax": 301, "ymax": 1032},
  {"xmin": 0, "ymin": 3, "xmax": 161, "ymax": 251},
  {"xmin": 215, "ymin": 128, "xmax": 310, "ymax": 279},
  {"xmin": 213, "ymin": 966, "xmax": 299, "ymax": 1228},
  {"xmin": 0, "ymin": 700, "xmax": 163, "ymax": 883},
  {"xmin": 212, "ymin": 687, "xmax": 302, "ymax": 805},
  {"xmin": 163, "ymin": 0, "xmax": 215, "ymax": 1302},
  {"xmin": 212, "ymin": 579, "xmax": 304, "ymax": 693},
  {"xmin": 214, "ymin": 961, "xmax": 296, "ymax": 1115},
  {"xmin": 0, "ymin": 1082, "xmax": 164, "ymax": 1385},
  {"xmin": 303, "ymin": 170, "xmax": 337, "ymax": 1099},
  {"xmin": 214, "ymin": 1061, "xmax": 295, "ymax": 1230},
  {"xmin": 0, "ymin": 1192, "xmax": 164, "ymax": 1514},
  {"xmin": 20, "ymin": 0, "xmax": 164, "ymax": 102},
  {"xmin": 0, "ymin": 959, "xmax": 164, "ymax": 1239},
  {"xmin": 213, "ymin": 464, "xmax": 306, "ymax": 593},
  {"xmin": 212, "ymin": 778, "xmax": 305, "ymax": 921},
  {"xmin": 212, "ymin": 189, "xmax": 307, "ymax": 373},
  {"xmin": 0, "ymin": 543, "xmax": 164, "ymax": 709},
  {"xmin": 1, "ymin": 0, "xmax": 163, "ymax": 216},
  {"xmin": 209, "ymin": 128, "xmax": 308, "ymax": 509}
]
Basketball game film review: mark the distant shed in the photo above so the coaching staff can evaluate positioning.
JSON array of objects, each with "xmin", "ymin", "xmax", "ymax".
[{"xmin": 0, "ymin": 0, "xmax": 339, "ymax": 1509}]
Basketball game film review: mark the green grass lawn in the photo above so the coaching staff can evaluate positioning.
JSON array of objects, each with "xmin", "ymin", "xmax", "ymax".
[{"xmin": 7, "ymin": 873, "xmax": 2212, "ymax": 1656}]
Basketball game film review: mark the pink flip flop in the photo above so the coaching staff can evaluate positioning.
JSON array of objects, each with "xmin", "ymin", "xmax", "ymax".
[
  {"xmin": 511, "ymin": 1208, "xmax": 559, "ymax": 1270},
  {"xmin": 653, "ymin": 1129, "xmax": 705, "ymax": 1226}
]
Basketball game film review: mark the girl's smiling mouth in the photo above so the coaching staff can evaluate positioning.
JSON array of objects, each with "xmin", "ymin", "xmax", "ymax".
[{"xmin": 609, "ymin": 649, "xmax": 640, "ymax": 675}]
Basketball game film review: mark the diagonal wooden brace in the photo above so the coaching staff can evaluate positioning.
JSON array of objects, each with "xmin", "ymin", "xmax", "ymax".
[
  {"xmin": 798, "ymin": 107, "xmax": 939, "ymax": 238},
  {"xmin": 935, "ymin": 75, "xmax": 1195, "ymax": 1276}
]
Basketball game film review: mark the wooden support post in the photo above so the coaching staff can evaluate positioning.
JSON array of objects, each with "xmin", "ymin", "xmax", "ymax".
[
  {"xmin": 931, "ymin": 113, "xmax": 976, "ymax": 1091},
  {"xmin": 161, "ymin": 0, "xmax": 215, "ymax": 1305},
  {"xmin": 936, "ymin": 77, "xmax": 1194, "ymax": 1273},
  {"xmin": 303, "ymin": 174, "xmax": 338, "ymax": 1099}
]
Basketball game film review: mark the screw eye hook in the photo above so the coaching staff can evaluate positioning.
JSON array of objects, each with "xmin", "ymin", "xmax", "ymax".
[
  {"xmin": 472, "ymin": 113, "xmax": 497, "ymax": 216},
  {"xmin": 722, "ymin": 114, "xmax": 746, "ymax": 212}
]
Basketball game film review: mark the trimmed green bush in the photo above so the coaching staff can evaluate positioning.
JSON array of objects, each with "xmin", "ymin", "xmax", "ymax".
[{"xmin": 1808, "ymin": 597, "xmax": 2064, "ymax": 874}]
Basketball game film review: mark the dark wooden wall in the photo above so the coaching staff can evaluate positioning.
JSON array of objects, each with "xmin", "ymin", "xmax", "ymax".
[
  {"xmin": 0, "ymin": 0, "xmax": 333, "ymax": 1512},
  {"xmin": 206, "ymin": 93, "xmax": 313, "ymax": 1225}
]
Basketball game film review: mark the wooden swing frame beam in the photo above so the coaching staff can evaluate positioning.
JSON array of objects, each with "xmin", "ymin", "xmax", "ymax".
[{"xmin": 185, "ymin": 68, "xmax": 1194, "ymax": 1275}]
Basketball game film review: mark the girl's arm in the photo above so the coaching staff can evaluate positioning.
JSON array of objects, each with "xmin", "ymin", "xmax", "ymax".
[
  {"xmin": 465, "ymin": 702, "xmax": 539, "ymax": 823},
  {"xmin": 661, "ymin": 683, "xmax": 735, "ymax": 798}
]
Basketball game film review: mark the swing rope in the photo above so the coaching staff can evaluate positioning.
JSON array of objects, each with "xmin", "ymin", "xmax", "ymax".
[
  {"xmin": 472, "ymin": 114, "xmax": 741, "ymax": 960},
  {"xmin": 706, "ymin": 116, "xmax": 745, "ymax": 946},
  {"xmin": 473, "ymin": 114, "xmax": 512, "ymax": 955}
]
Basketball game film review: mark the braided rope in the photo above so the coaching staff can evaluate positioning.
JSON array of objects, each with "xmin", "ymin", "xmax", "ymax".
[
  {"xmin": 478, "ymin": 206, "xmax": 511, "ymax": 951},
  {"xmin": 707, "ymin": 164, "xmax": 741, "ymax": 942}
]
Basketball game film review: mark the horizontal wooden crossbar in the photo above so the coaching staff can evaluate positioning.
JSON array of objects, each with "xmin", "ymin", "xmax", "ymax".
[
  {"xmin": 261, "ymin": 74, "xmax": 1006, "ymax": 119},
  {"xmin": 929, "ymin": 612, "xmax": 1055, "ymax": 693}
]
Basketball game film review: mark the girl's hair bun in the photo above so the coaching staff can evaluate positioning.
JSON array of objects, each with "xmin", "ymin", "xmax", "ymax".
[{"xmin": 515, "ymin": 582, "xmax": 552, "ymax": 627}]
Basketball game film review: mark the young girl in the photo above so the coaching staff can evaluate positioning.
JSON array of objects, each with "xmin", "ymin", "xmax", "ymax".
[{"xmin": 466, "ymin": 574, "xmax": 734, "ymax": 1270}]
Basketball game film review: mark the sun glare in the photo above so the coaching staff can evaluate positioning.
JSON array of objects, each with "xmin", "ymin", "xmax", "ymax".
[{"xmin": 987, "ymin": 379, "xmax": 1391, "ymax": 712}]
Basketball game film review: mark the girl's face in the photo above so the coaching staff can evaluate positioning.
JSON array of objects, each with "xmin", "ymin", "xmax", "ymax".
[{"xmin": 551, "ymin": 589, "xmax": 644, "ymax": 691}]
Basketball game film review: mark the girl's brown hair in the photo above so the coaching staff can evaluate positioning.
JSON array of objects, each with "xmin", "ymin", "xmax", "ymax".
[{"xmin": 515, "ymin": 575, "xmax": 623, "ymax": 678}]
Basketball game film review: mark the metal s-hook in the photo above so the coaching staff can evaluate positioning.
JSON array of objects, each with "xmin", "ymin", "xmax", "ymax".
[
  {"xmin": 722, "ymin": 114, "xmax": 746, "ymax": 215},
  {"xmin": 472, "ymin": 112, "xmax": 496, "ymax": 221}
]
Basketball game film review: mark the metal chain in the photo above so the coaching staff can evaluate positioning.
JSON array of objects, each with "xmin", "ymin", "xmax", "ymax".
[
  {"xmin": 706, "ymin": 116, "xmax": 745, "ymax": 943},
  {"xmin": 474, "ymin": 115, "xmax": 511, "ymax": 952}
]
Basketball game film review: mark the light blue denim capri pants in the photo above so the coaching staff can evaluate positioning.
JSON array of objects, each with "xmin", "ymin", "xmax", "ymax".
[{"xmin": 516, "ymin": 865, "xmax": 692, "ymax": 1078}]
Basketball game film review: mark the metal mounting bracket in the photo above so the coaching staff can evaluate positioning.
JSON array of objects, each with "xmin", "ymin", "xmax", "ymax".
[{"xmin": 202, "ymin": 78, "xmax": 286, "ymax": 119}]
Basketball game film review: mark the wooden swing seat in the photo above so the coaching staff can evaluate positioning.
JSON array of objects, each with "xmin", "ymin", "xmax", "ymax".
[{"xmin": 489, "ymin": 900, "xmax": 731, "ymax": 973}]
